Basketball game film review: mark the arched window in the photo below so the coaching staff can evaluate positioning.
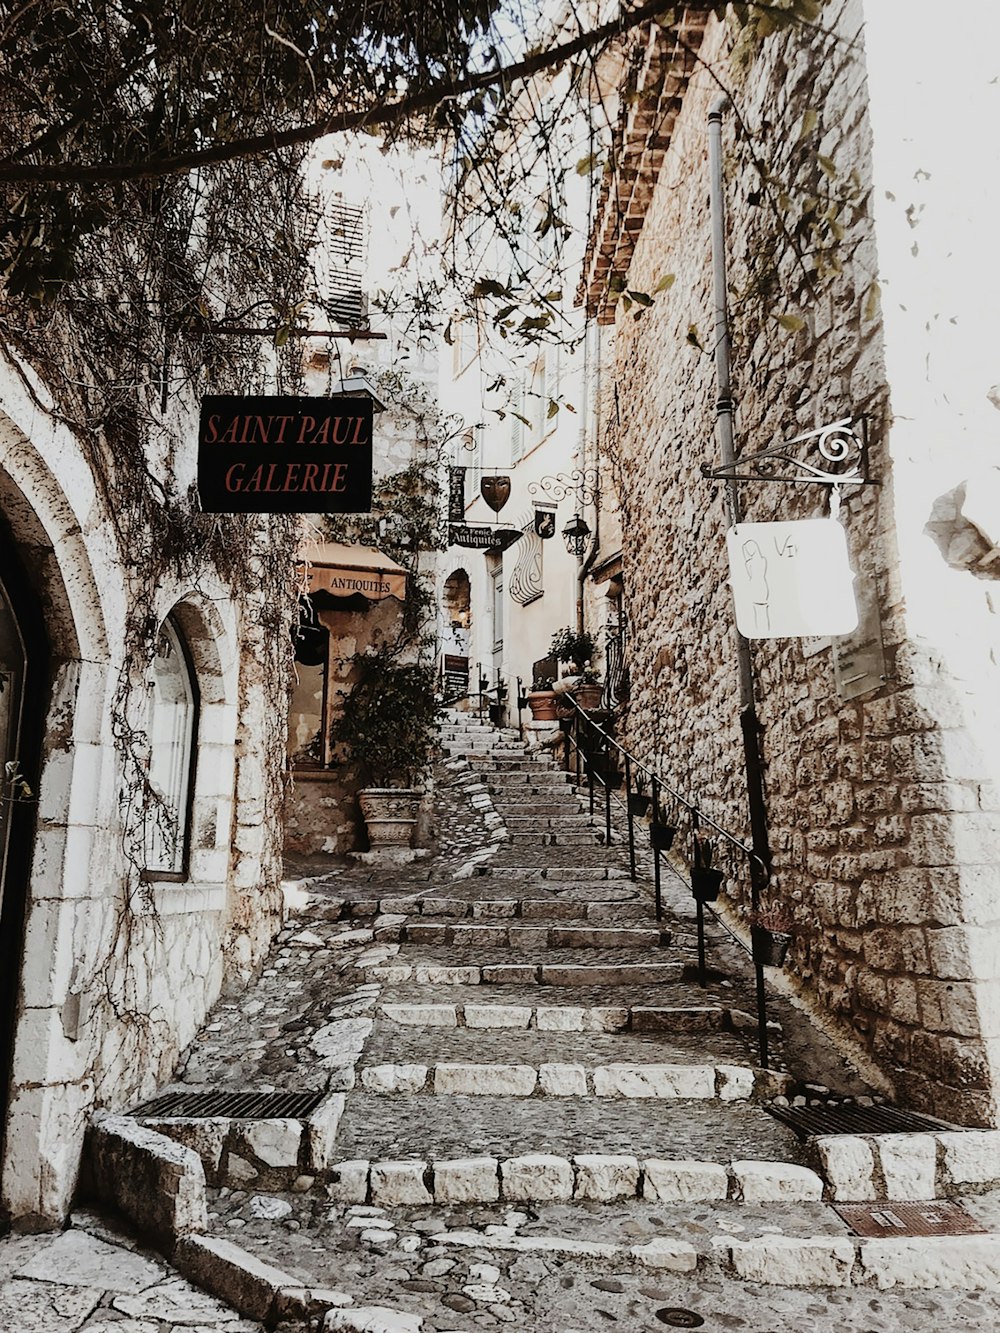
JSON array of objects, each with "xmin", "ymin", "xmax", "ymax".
[{"xmin": 143, "ymin": 617, "xmax": 198, "ymax": 877}]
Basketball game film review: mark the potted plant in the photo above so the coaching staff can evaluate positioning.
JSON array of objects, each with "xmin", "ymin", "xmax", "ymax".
[
  {"xmin": 627, "ymin": 772, "xmax": 651, "ymax": 818},
  {"xmin": 549, "ymin": 627, "xmax": 596, "ymax": 676},
  {"xmin": 750, "ymin": 904, "xmax": 795, "ymax": 967},
  {"xmin": 691, "ymin": 835, "xmax": 724, "ymax": 902},
  {"xmin": 331, "ymin": 647, "xmax": 441, "ymax": 848},
  {"xmin": 526, "ymin": 673, "xmax": 559, "ymax": 721},
  {"xmin": 573, "ymin": 662, "xmax": 604, "ymax": 712}
]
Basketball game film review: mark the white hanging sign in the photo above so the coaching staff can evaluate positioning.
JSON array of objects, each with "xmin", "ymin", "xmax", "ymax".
[{"xmin": 726, "ymin": 518, "xmax": 858, "ymax": 638}]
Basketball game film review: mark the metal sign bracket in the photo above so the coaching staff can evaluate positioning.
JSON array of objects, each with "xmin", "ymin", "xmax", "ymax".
[{"xmin": 701, "ymin": 414, "xmax": 877, "ymax": 487}]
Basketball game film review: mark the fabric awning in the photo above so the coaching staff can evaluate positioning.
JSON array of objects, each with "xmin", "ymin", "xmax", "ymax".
[{"xmin": 297, "ymin": 541, "xmax": 407, "ymax": 601}]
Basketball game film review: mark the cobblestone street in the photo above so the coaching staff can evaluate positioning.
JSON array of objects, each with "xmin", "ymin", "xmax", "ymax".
[{"xmin": 12, "ymin": 710, "xmax": 998, "ymax": 1333}]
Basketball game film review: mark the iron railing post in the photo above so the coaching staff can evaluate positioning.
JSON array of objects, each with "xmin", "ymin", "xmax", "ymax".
[
  {"xmin": 693, "ymin": 810, "xmax": 707, "ymax": 989},
  {"xmin": 604, "ymin": 733, "xmax": 612, "ymax": 847},
  {"xmin": 624, "ymin": 754, "xmax": 637, "ymax": 880},
  {"xmin": 651, "ymin": 773, "xmax": 662, "ymax": 922},
  {"xmin": 755, "ymin": 958, "xmax": 770, "ymax": 1069}
]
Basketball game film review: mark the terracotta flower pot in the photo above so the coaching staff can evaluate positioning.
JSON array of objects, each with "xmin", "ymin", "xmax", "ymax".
[
  {"xmin": 572, "ymin": 682, "xmax": 604, "ymax": 711},
  {"xmin": 526, "ymin": 690, "xmax": 559, "ymax": 721}
]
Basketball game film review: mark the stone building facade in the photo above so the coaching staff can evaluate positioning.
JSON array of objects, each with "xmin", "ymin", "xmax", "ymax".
[
  {"xmin": 582, "ymin": 1, "xmax": 1000, "ymax": 1123},
  {"xmin": 0, "ymin": 350, "xmax": 292, "ymax": 1228}
]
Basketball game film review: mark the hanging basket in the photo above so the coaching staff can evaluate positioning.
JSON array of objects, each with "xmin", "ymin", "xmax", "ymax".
[
  {"xmin": 751, "ymin": 925, "xmax": 792, "ymax": 967},
  {"xmin": 650, "ymin": 822, "xmax": 677, "ymax": 851},
  {"xmin": 691, "ymin": 866, "xmax": 724, "ymax": 902},
  {"xmin": 628, "ymin": 793, "xmax": 651, "ymax": 818}
]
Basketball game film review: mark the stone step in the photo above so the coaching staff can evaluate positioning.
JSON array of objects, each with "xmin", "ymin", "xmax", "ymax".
[
  {"xmin": 374, "ymin": 922, "xmax": 671, "ymax": 949},
  {"xmin": 509, "ymin": 831, "xmax": 606, "ymax": 847},
  {"xmin": 317, "ymin": 895, "xmax": 661, "ymax": 922},
  {"xmin": 357, "ymin": 959, "xmax": 688, "ymax": 987},
  {"xmin": 375, "ymin": 999, "xmax": 733, "ymax": 1033},
  {"xmin": 477, "ymin": 865, "xmax": 630, "ymax": 881},
  {"xmin": 328, "ymin": 1152, "xmax": 820, "ymax": 1208},
  {"xmin": 356, "ymin": 1060, "xmax": 778, "ymax": 1101},
  {"xmin": 490, "ymin": 801, "xmax": 585, "ymax": 817},
  {"xmin": 502, "ymin": 815, "xmax": 596, "ymax": 829},
  {"xmin": 487, "ymin": 772, "xmax": 576, "ymax": 787},
  {"xmin": 332, "ymin": 1090, "xmax": 808, "ymax": 1166}
]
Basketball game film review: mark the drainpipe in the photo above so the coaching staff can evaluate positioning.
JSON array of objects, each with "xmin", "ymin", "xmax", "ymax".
[
  {"xmin": 577, "ymin": 319, "xmax": 602, "ymax": 635},
  {"xmin": 708, "ymin": 97, "xmax": 772, "ymax": 908}
]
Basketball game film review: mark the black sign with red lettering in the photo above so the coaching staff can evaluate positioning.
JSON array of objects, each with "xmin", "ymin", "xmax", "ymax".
[{"xmin": 198, "ymin": 395, "xmax": 373, "ymax": 513}]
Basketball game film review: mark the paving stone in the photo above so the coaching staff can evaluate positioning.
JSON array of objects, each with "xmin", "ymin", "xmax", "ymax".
[
  {"xmin": 731, "ymin": 1160, "xmax": 825, "ymax": 1203},
  {"xmin": 361, "ymin": 1064, "xmax": 429, "ymax": 1094},
  {"xmin": 15, "ymin": 1231, "xmax": 167, "ymax": 1294},
  {"xmin": 860, "ymin": 1234, "xmax": 1000, "ymax": 1290},
  {"xmin": 434, "ymin": 1157, "xmax": 501, "ymax": 1203},
  {"xmin": 539, "ymin": 1063, "xmax": 588, "ymax": 1096},
  {"xmin": 463, "ymin": 1004, "xmax": 532, "ymax": 1028},
  {"xmin": 726, "ymin": 1235, "xmax": 856, "ymax": 1286},
  {"xmin": 876, "ymin": 1134, "xmax": 937, "ymax": 1201},
  {"xmin": 938, "ymin": 1130, "xmax": 1000, "ymax": 1187},
  {"xmin": 434, "ymin": 1063, "xmax": 538, "ymax": 1096},
  {"xmin": 327, "ymin": 1161, "xmax": 370, "ymax": 1204},
  {"xmin": 815, "ymin": 1135, "xmax": 877, "ymax": 1201},
  {"xmin": 592, "ymin": 1064, "xmax": 716, "ymax": 1099}
]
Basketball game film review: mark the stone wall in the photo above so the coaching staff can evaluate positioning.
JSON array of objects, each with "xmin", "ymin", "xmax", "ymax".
[{"xmin": 596, "ymin": 1, "xmax": 1000, "ymax": 1123}]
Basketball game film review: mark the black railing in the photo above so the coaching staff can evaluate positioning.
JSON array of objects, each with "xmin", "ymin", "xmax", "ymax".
[{"xmin": 558, "ymin": 696, "xmax": 774, "ymax": 1069}]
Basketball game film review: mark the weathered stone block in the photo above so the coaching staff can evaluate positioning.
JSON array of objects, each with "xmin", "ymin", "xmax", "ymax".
[
  {"xmin": 434, "ymin": 1157, "xmax": 500, "ymax": 1203},
  {"xmin": 86, "ymin": 1117, "xmax": 207, "ymax": 1248},
  {"xmin": 434, "ymin": 1063, "xmax": 537, "ymax": 1096},
  {"xmin": 539, "ymin": 1063, "xmax": 588, "ymax": 1096},
  {"xmin": 875, "ymin": 1135, "xmax": 937, "ymax": 1200},
  {"xmin": 535, "ymin": 1005, "xmax": 585, "ymax": 1031},
  {"xmin": 815, "ymin": 1135, "xmax": 876, "ymax": 1201},
  {"xmin": 629, "ymin": 1238, "xmax": 698, "ymax": 1271},
  {"xmin": 938, "ymin": 1130, "xmax": 1000, "ymax": 1187},
  {"xmin": 307, "ymin": 1094, "xmax": 346, "ymax": 1172},
  {"xmin": 326, "ymin": 1160, "xmax": 370, "ymax": 1204},
  {"xmin": 234, "ymin": 1119, "xmax": 302, "ymax": 1170},
  {"xmin": 174, "ymin": 1233, "xmax": 303, "ymax": 1321},
  {"xmin": 592, "ymin": 1064, "xmax": 714, "ymax": 1099},
  {"xmin": 727, "ymin": 1235, "xmax": 855, "ymax": 1286},
  {"xmin": 370, "ymin": 1161, "xmax": 432, "ymax": 1206},
  {"xmin": 501, "ymin": 1154, "xmax": 573, "ymax": 1201},
  {"xmin": 731, "ymin": 1160, "xmax": 824, "ymax": 1203},
  {"xmin": 642, "ymin": 1158, "xmax": 728, "ymax": 1202},
  {"xmin": 571, "ymin": 1154, "xmax": 639, "ymax": 1200},
  {"xmin": 360, "ymin": 1065, "xmax": 428, "ymax": 1094},
  {"xmin": 378, "ymin": 1004, "xmax": 456, "ymax": 1026},
  {"xmin": 715, "ymin": 1064, "xmax": 755, "ymax": 1101},
  {"xmin": 463, "ymin": 1004, "xmax": 532, "ymax": 1028},
  {"xmin": 860, "ymin": 1235, "xmax": 1000, "ymax": 1290}
]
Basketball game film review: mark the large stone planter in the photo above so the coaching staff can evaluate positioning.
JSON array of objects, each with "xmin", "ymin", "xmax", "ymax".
[{"xmin": 358, "ymin": 788, "xmax": 421, "ymax": 849}]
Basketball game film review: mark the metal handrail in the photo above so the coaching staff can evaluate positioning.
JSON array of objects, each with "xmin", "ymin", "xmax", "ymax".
[{"xmin": 557, "ymin": 693, "xmax": 773, "ymax": 1069}]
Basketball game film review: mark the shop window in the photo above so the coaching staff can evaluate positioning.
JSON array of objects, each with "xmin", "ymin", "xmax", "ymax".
[
  {"xmin": 143, "ymin": 618, "xmax": 198, "ymax": 878},
  {"xmin": 288, "ymin": 598, "xmax": 331, "ymax": 767}
]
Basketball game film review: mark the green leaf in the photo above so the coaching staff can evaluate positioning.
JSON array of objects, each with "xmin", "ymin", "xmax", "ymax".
[
  {"xmin": 774, "ymin": 313, "xmax": 806, "ymax": 333},
  {"xmin": 654, "ymin": 273, "xmax": 676, "ymax": 292},
  {"xmin": 627, "ymin": 290, "xmax": 653, "ymax": 307},
  {"xmin": 575, "ymin": 153, "xmax": 601, "ymax": 175},
  {"xmin": 546, "ymin": 398, "xmax": 559, "ymax": 420},
  {"xmin": 472, "ymin": 278, "xmax": 510, "ymax": 299}
]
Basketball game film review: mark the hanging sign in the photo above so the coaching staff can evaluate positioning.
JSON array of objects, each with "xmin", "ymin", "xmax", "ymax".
[
  {"xmin": 448, "ymin": 466, "xmax": 467, "ymax": 522},
  {"xmin": 726, "ymin": 519, "xmax": 858, "ymax": 638},
  {"xmin": 534, "ymin": 504, "xmax": 557, "ymax": 539},
  {"xmin": 480, "ymin": 475, "xmax": 511, "ymax": 512},
  {"xmin": 198, "ymin": 395, "xmax": 373, "ymax": 514},
  {"xmin": 449, "ymin": 524, "xmax": 522, "ymax": 552}
]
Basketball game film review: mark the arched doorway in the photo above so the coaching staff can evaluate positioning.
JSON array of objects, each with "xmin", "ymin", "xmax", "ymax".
[
  {"xmin": 0, "ymin": 525, "xmax": 48, "ymax": 1226},
  {"xmin": 441, "ymin": 568, "xmax": 471, "ymax": 700}
]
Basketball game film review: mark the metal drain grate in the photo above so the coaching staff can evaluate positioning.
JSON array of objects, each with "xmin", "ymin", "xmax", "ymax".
[
  {"xmin": 131, "ymin": 1089, "xmax": 325, "ymax": 1119},
  {"xmin": 835, "ymin": 1201, "xmax": 985, "ymax": 1238},
  {"xmin": 766, "ymin": 1101, "xmax": 955, "ymax": 1140}
]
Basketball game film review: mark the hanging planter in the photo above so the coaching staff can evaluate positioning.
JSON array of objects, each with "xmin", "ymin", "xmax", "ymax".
[
  {"xmin": 628, "ymin": 792, "xmax": 652, "ymax": 818},
  {"xmin": 691, "ymin": 866, "xmax": 724, "ymax": 902},
  {"xmin": 750, "ymin": 925, "xmax": 792, "ymax": 967},
  {"xmin": 650, "ymin": 822, "xmax": 677, "ymax": 851}
]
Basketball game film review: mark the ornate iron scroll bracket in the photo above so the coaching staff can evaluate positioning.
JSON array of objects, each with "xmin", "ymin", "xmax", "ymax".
[
  {"xmin": 701, "ymin": 414, "xmax": 877, "ymax": 487},
  {"xmin": 528, "ymin": 467, "xmax": 601, "ymax": 506}
]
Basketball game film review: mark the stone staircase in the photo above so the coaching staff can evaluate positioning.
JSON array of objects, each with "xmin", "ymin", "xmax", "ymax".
[{"xmin": 100, "ymin": 708, "xmax": 1000, "ymax": 1330}]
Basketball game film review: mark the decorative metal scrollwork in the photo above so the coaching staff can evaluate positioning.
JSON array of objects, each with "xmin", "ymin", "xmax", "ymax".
[
  {"xmin": 701, "ymin": 414, "xmax": 875, "ymax": 487},
  {"xmin": 528, "ymin": 467, "xmax": 602, "ymax": 506}
]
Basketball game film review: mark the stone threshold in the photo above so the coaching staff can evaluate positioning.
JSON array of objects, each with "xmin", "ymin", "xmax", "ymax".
[
  {"xmin": 375, "ymin": 923, "xmax": 672, "ymax": 948},
  {"xmin": 359, "ymin": 961, "xmax": 686, "ymax": 986},
  {"xmin": 817, "ymin": 1129, "xmax": 1000, "ymax": 1201},
  {"xmin": 327, "ymin": 1152, "xmax": 822, "ymax": 1207},
  {"xmin": 376, "ymin": 1000, "xmax": 728, "ymax": 1031},
  {"xmin": 355, "ymin": 1060, "xmax": 787, "ymax": 1100}
]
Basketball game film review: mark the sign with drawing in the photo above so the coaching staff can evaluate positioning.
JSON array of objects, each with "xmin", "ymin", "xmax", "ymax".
[{"xmin": 726, "ymin": 519, "xmax": 858, "ymax": 638}]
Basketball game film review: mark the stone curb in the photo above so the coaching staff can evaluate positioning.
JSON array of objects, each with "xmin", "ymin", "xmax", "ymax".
[
  {"xmin": 314, "ymin": 895, "xmax": 661, "ymax": 922},
  {"xmin": 434, "ymin": 1220, "xmax": 1000, "ymax": 1290},
  {"xmin": 376, "ymin": 1000, "xmax": 727, "ymax": 1032},
  {"xmin": 817, "ymin": 1129, "xmax": 1000, "ymax": 1201},
  {"xmin": 327, "ymin": 1153, "xmax": 822, "ymax": 1206},
  {"xmin": 355, "ymin": 1059, "xmax": 787, "ymax": 1101},
  {"xmin": 360, "ymin": 961, "xmax": 686, "ymax": 986}
]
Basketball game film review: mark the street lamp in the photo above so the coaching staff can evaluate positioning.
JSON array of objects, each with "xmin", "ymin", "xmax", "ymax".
[{"xmin": 562, "ymin": 513, "xmax": 591, "ymax": 558}]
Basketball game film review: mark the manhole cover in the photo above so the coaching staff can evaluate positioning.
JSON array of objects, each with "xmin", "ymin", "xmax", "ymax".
[
  {"xmin": 655, "ymin": 1311, "xmax": 704, "ymax": 1329},
  {"xmin": 835, "ymin": 1201, "xmax": 986, "ymax": 1238},
  {"xmin": 130, "ymin": 1089, "xmax": 325, "ymax": 1119},
  {"xmin": 766, "ymin": 1101, "xmax": 954, "ymax": 1140}
]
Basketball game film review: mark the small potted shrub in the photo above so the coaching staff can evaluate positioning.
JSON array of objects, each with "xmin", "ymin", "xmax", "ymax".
[
  {"xmin": 627, "ymin": 772, "xmax": 651, "ymax": 818},
  {"xmin": 750, "ymin": 904, "xmax": 795, "ymax": 967},
  {"xmin": 332, "ymin": 648, "xmax": 441, "ymax": 848}
]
